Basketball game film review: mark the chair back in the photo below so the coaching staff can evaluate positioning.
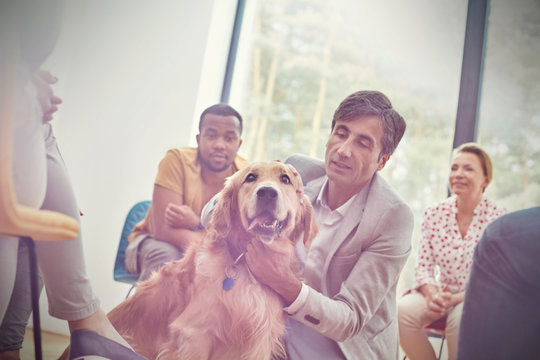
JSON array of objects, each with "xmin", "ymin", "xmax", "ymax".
[{"xmin": 113, "ymin": 200, "xmax": 151, "ymax": 284}]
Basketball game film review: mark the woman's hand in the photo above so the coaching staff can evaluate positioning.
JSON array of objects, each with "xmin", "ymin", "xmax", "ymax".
[
  {"xmin": 420, "ymin": 284, "xmax": 465, "ymax": 321},
  {"xmin": 424, "ymin": 292, "xmax": 448, "ymax": 321},
  {"xmin": 420, "ymin": 284, "xmax": 448, "ymax": 321},
  {"xmin": 446, "ymin": 290, "xmax": 465, "ymax": 308},
  {"xmin": 434, "ymin": 289, "xmax": 465, "ymax": 310}
]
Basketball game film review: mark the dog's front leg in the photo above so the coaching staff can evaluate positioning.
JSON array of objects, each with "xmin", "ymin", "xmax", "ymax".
[{"xmin": 107, "ymin": 258, "xmax": 193, "ymax": 358}]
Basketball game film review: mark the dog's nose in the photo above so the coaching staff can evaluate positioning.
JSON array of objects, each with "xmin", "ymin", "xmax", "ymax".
[{"xmin": 257, "ymin": 186, "xmax": 278, "ymax": 201}]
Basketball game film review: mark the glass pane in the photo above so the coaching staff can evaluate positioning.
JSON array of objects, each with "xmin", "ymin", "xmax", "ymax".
[
  {"xmin": 477, "ymin": 0, "xmax": 540, "ymax": 212},
  {"xmin": 230, "ymin": 0, "xmax": 468, "ymax": 290}
]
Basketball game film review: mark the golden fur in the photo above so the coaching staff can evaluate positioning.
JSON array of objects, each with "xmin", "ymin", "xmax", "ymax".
[{"xmin": 108, "ymin": 161, "xmax": 317, "ymax": 360}]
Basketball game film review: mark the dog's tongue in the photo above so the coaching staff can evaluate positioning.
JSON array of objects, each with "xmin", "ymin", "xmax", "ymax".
[{"xmin": 248, "ymin": 213, "xmax": 278, "ymax": 231}]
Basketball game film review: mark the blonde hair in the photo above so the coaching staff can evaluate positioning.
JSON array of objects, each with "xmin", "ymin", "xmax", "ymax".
[{"xmin": 453, "ymin": 142, "xmax": 493, "ymax": 190}]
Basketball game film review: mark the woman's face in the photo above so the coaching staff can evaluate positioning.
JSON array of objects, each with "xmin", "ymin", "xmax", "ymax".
[{"xmin": 449, "ymin": 151, "xmax": 489, "ymax": 199}]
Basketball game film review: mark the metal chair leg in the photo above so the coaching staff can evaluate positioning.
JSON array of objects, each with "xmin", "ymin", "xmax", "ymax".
[
  {"xmin": 24, "ymin": 237, "xmax": 42, "ymax": 360},
  {"xmin": 125, "ymin": 284, "xmax": 136, "ymax": 299},
  {"xmin": 437, "ymin": 336, "xmax": 446, "ymax": 360}
]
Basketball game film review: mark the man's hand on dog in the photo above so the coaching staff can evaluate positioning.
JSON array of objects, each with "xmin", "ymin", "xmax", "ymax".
[{"xmin": 246, "ymin": 240, "xmax": 302, "ymax": 306}]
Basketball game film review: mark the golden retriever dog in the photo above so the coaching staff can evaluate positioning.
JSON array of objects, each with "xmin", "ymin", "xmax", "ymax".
[{"xmin": 107, "ymin": 161, "xmax": 318, "ymax": 360}]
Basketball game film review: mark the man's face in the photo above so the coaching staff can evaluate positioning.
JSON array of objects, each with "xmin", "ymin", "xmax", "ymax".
[
  {"xmin": 325, "ymin": 116, "xmax": 389, "ymax": 194},
  {"xmin": 197, "ymin": 114, "xmax": 242, "ymax": 173}
]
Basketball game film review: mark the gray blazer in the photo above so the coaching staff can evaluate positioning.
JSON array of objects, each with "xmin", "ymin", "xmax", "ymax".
[{"xmin": 286, "ymin": 154, "xmax": 414, "ymax": 360}]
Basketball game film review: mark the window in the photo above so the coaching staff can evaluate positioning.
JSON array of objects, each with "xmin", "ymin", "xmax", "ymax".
[
  {"xmin": 477, "ymin": 0, "xmax": 540, "ymax": 212},
  {"xmin": 229, "ymin": 0, "xmax": 469, "ymax": 290}
]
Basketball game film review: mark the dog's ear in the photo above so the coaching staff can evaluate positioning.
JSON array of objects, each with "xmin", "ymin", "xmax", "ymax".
[
  {"xmin": 290, "ymin": 194, "xmax": 318, "ymax": 249},
  {"xmin": 300, "ymin": 195, "xmax": 318, "ymax": 248},
  {"xmin": 210, "ymin": 176, "xmax": 237, "ymax": 237}
]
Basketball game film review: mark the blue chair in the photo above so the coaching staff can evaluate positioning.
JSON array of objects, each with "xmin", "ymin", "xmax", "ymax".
[{"xmin": 113, "ymin": 200, "xmax": 151, "ymax": 297}]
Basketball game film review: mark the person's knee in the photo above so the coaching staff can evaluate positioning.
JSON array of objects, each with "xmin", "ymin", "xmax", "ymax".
[
  {"xmin": 139, "ymin": 240, "xmax": 183, "ymax": 276},
  {"xmin": 397, "ymin": 298, "xmax": 408, "ymax": 321},
  {"xmin": 398, "ymin": 294, "xmax": 422, "ymax": 314},
  {"xmin": 445, "ymin": 302, "xmax": 463, "ymax": 330},
  {"xmin": 145, "ymin": 244, "xmax": 182, "ymax": 265},
  {"xmin": 398, "ymin": 296, "xmax": 417, "ymax": 326},
  {"xmin": 398, "ymin": 293, "xmax": 431, "ymax": 330}
]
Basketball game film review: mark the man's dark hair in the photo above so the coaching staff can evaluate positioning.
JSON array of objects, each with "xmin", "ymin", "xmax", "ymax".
[
  {"xmin": 331, "ymin": 90, "xmax": 406, "ymax": 159},
  {"xmin": 199, "ymin": 104, "xmax": 243, "ymax": 134}
]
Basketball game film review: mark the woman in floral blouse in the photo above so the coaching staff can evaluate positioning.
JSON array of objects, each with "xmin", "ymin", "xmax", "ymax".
[{"xmin": 398, "ymin": 143, "xmax": 506, "ymax": 360}]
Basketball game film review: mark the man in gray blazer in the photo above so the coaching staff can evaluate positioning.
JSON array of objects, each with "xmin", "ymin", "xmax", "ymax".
[{"xmin": 245, "ymin": 90, "xmax": 414, "ymax": 359}]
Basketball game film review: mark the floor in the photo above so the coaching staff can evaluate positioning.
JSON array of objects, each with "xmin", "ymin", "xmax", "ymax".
[
  {"xmin": 18, "ymin": 327, "xmax": 448, "ymax": 360},
  {"xmin": 20, "ymin": 328, "xmax": 69, "ymax": 360}
]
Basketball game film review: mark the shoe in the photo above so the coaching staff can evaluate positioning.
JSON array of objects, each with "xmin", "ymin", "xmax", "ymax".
[{"xmin": 69, "ymin": 329, "xmax": 147, "ymax": 360}]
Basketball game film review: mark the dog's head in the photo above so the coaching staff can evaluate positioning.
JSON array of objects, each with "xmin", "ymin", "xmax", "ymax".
[{"xmin": 210, "ymin": 161, "xmax": 317, "ymax": 250}]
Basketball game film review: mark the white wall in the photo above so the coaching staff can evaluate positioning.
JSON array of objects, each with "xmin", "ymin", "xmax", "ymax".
[{"xmin": 37, "ymin": 0, "xmax": 238, "ymax": 334}]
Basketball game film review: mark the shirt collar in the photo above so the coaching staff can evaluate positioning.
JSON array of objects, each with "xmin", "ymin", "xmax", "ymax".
[{"xmin": 315, "ymin": 176, "xmax": 371, "ymax": 216}]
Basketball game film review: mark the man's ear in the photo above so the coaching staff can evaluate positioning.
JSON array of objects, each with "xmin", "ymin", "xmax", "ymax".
[
  {"xmin": 196, "ymin": 134, "xmax": 200, "ymax": 146},
  {"xmin": 377, "ymin": 154, "xmax": 390, "ymax": 171}
]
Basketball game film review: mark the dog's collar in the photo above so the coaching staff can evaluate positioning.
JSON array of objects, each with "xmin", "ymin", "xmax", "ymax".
[
  {"xmin": 223, "ymin": 251, "xmax": 245, "ymax": 291},
  {"xmin": 224, "ymin": 236, "xmax": 244, "ymax": 260}
]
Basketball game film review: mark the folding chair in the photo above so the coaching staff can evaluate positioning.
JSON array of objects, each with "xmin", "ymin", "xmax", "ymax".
[
  {"xmin": 113, "ymin": 200, "xmax": 151, "ymax": 297},
  {"xmin": 424, "ymin": 316, "xmax": 447, "ymax": 360}
]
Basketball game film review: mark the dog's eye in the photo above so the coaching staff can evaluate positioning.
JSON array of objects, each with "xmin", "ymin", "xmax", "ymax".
[
  {"xmin": 245, "ymin": 173, "xmax": 257, "ymax": 183},
  {"xmin": 280, "ymin": 174, "xmax": 291, "ymax": 184}
]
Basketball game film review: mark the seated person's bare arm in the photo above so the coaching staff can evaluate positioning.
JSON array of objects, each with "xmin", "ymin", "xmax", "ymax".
[{"xmin": 152, "ymin": 184, "xmax": 204, "ymax": 249}]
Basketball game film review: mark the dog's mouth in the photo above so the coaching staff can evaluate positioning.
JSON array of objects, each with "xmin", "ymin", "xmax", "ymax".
[{"xmin": 247, "ymin": 212, "xmax": 288, "ymax": 240}]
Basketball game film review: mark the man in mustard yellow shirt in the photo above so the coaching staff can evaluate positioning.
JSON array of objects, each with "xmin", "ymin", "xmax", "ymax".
[{"xmin": 126, "ymin": 104, "xmax": 248, "ymax": 281}]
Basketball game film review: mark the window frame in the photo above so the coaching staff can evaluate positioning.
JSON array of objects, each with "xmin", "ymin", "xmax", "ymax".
[{"xmin": 221, "ymin": 0, "xmax": 489, "ymax": 151}]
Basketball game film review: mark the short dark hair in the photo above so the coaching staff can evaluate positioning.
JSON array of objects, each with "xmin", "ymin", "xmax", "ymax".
[
  {"xmin": 331, "ymin": 90, "xmax": 406, "ymax": 159},
  {"xmin": 199, "ymin": 104, "xmax": 243, "ymax": 134}
]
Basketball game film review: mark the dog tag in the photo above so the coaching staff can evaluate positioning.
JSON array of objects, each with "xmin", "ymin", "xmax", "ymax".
[
  {"xmin": 223, "ymin": 277, "xmax": 235, "ymax": 290},
  {"xmin": 223, "ymin": 252, "xmax": 243, "ymax": 291}
]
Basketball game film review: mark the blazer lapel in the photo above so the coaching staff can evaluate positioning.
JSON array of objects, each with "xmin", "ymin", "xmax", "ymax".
[
  {"xmin": 304, "ymin": 174, "xmax": 374, "ymax": 261},
  {"xmin": 329, "ymin": 195, "xmax": 365, "ymax": 252},
  {"xmin": 319, "ymin": 192, "xmax": 366, "ymax": 294},
  {"xmin": 318, "ymin": 174, "xmax": 382, "ymax": 293}
]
